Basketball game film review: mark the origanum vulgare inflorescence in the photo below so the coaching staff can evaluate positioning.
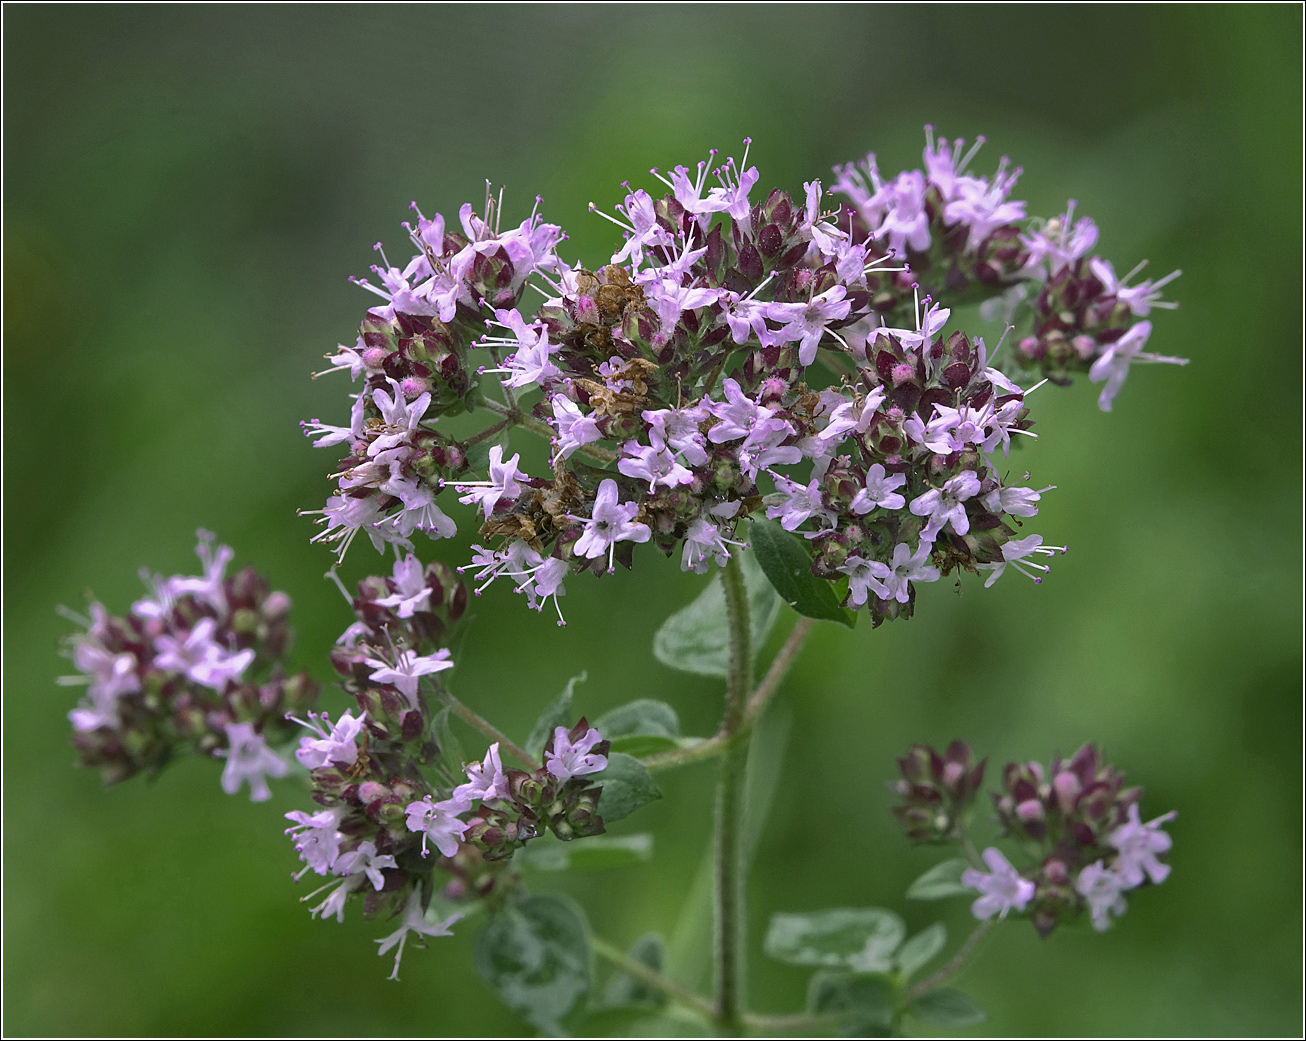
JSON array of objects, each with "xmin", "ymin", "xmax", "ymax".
[
  {"xmin": 61, "ymin": 128, "xmax": 1183, "ymax": 1032},
  {"xmin": 301, "ymin": 128, "xmax": 1182, "ymax": 628}
]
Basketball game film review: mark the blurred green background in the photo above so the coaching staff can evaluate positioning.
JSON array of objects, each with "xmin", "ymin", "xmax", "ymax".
[{"xmin": 4, "ymin": 5, "xmax": 1300, "ymax": 1037}]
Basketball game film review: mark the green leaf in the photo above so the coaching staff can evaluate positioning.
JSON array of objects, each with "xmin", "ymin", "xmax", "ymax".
[
  {"xmin": 595, "ymin": 752, "xmax": 662, "ymax": 823},
  {"xmin": 651, "ymin": 550, "xmax": 783, "ymax": 676},
  {"xmin": 908, "ymin": 988, "xmax": 987, "ymax": 1028},
  {"xmin": 526, "ymin": 672, "xmax": 587, "ymax": 760},
  {"xmin": 518, "ymin": 834, "xmax": 654, "ymax": 872},
  {"xmin": 895, "ymin": 923, "xmax": 946, "ymax": 980},
  {"xmin": 473, "ymin": 893, "xmax": 591, "ymax": 1034},
  {"xmin": 748, "ymin": 518, "xmax": 856, "ymax": 627},
  {"xmin": 595, "ymin": 699, "xmax": 680, "ymax": 740},
  {"xmin": 608, "ymin": 734, "xmax": 681, "ymax": 758},
  {"xmin": 764, "ymin": 908, "xmax": 905, "ymax": 973},
  {"xmin": 807, "ymin": 970, "xmax": 896, "ymax": 1036},
  {"xmin": 906, "ymin": 858, "xmax": 972, "ymax": 901},
  {"xmin": 601, "ymin": 933, "xmax": 668, "ymax": 1009}
]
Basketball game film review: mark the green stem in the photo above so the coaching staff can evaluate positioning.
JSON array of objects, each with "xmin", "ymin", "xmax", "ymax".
[
  {"xmin": 434, "ymin": 688, "xmax": 539, "ymax": 771},
  {"xmin": 905, "ymin": 918, "xmax": 994, "ymax": 1001},
  {"xmin": 741, "ymin": 1010, "xmax": 854, "ymax": 1033},
  {"xmin": 713, "ymin": 555, "xmax": 753, "ymax": 1031},
  {"xmin": 640, "ymin": 734, "xmax": 728, "ymax": 773},
  {"xmin": 590, "ymin": 935, "xmax": 714, "ymax": 1020}
]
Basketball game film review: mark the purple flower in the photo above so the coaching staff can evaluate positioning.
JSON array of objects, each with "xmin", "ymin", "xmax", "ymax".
[
  {"xmin": 375, "ymin": 554, "xmax": 433, "ymax": 618},
  {"xmin": 962, "ymin": 847, "xmax": 1036, "ymax": 920},
  {"xmin": 1088, "ymin": 320, "xmax": 1188, "ymax": 412},
  {"xmin": 680, "ymin": 516, "xmax": 741, "ymax": 575},
  {"xmin": 770, "ymin": 285, "xmax": 852, "ymax": 366},
  {"xmin": 293, "ymin": 709, "xmax": 366, "ymax": 770},
  {"xmin": 217, "ymin": 722, "xmax": 288, "ymax": 803},
  {"xmin": 572, "ymin": 479, "xmax": 651, "ymax": 571},
  {"xmin": 375, "ymin": 887, "xmax": 464, "ymax": 981},
  {"xmin": 765, "ymin": 475, "xmax": 828, "ymax": 532},
  {"xmin": 481, "ymin": 309, "xmax": 561, "ymax": 389},
  {"xmin": 546, "ymin": 726, "xmax": 609, "ymax": 782},
  {"xmin": 335, "ymin": 841, "xmax": 398, "ymax": 892},
  {"xmin": 838, "ymin": 554, "xmax": 890, "ymax": 607},
  {"xmin": 707, "ymin": 378, "xmax": 770, "ymax": 443},
  {"xmin": 1107, "ymin": 805, "xmax": 1176, "ymax": 888},
  {"xmin": 364, "ymin": 648, "xmax": 455, "ymax": 704},
  {"xmin": 285, "ymin": 807, "xmax": 345, "ymax": 877},
  {"xmin": 456, "ymin": 445, "xmax": 526, "ymax": 519},
  {"xmin": 1075, "ymin": 860, "xmax": 1130, "ymax": 931},
  {"xmin": 910, "ymin": 471, "xmax": 981, "ymax": 541},
  {"xmin": 1089, "ymin": 258, "xmax": 1181, "ymax": 318},
  {"xmin": 643, "ymin": 405, "xmax": 709, "ymax": 466},
  {"xmin": 454, "ymin": 743, "xmax": 510, "ymax": 803},
  {"xmin": 171, "ymin": 530, "xmax": 234, "ymax": 614},
  {"xmin": 978, "ymin": 534, "xmax": 1065, "ymax": 587},
  {"xmin": 850, "ymin": 464, "xmax": 907, "ymax": 515},
  {"xmin": 880, "ymin": 541, "xmax": 941, "ymax": 603},
  {"xmin": 551, "ymin": 395, "xmax": 603, "ymax": 460},
  {"xmin": 618, "ymin": 442, "xmax": 694, "ymax": 493},
  {"xmin": 405, "ymin": 795, "xmax": 472, "ymax": 858},
  {"xmin": 153, "ymin": 617, "xmax": 255, "ymax": 691}
]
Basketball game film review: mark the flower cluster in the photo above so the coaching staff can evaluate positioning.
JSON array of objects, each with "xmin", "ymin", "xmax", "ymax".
[
  {"xmin": 301, "ymin": 129, "xmax": 1179, "ymax": 628},
  {"xmin": 285, "ymin": 553, "xmax": 610, "ymax": 978},
  {"xmin": 892, "ymin": 741, "xmax": 1174, "ymax": 936},
  {"xmin": 59, "ymin": 531, "xmax": 318, "ymax": 798},
  {"xmin": 889, "ymin": 740, "xmax": 987, "ymax": 842}
]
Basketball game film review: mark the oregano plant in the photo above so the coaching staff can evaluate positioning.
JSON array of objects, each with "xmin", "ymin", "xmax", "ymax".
[{"xmin": 60, "ymin": 128, "xmax": 1182, "ymax": 1036}]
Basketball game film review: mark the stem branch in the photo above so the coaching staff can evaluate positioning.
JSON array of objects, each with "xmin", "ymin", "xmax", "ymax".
[
  {"xmin": 434, "ymin": 688, "xmax": 539, "ymax": 771},
  {"xmin": 590, "ymin": 935, "xmax": 713, "ymax": 1020},
  {"xmin": 906, "ymin": 919, "xmax": 994, "ymax": 1001},
  {"xmin": 478, "ymin": 396, "xmax": 616, "ymax": 463}
]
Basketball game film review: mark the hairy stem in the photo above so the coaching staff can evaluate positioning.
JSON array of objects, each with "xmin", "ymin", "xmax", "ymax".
[
  {"xmin": 713, "ymin": 555, "xmax": 753, "ymax": 1031},
  {"xmin": 590, "ymin": 935, "xmax": 714, "ymax": 1020},
  {"xmin": 906, "ymin": 918, "xmax": 994, "ymax": 1001},
  {"xmin": 434, "ymin": 688, "xmax": 539, "ymax": 771}
]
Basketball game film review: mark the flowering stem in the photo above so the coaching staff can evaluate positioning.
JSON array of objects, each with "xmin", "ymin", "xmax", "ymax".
[
  {"xmin": 905, "ymin": 918, "xmax": 994, "ymax": 1001},
  {"xmin": 590, "ymin": 935, "xmax": 713, "ymax": 1020},
  {"xmin": 433, "ymin": 689, "xmax": 539, "ymax": 771},
  {"xmin": 713, "ymin": 555, "xmax": 753, "ymax": 1031}
]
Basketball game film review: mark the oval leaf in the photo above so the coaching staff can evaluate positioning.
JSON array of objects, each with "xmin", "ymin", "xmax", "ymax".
[
  {"xmin": 764, "ymin": 908, "xmax": 905, "ymax": 972},
  {"xmin": 748, "ymin": 519, "xmax": 856, "ymax": 627},
  {"xmin": 909, "ymin": 988, "xmax": 987, "ymax": 1028},
  {"xmin": 652, "ymin": 551, "xmax": 783, "ymax": 676},
  {"xmin": 906, "ymin": 858, "xmax": 972, "ymax": 901},
  {"xmin": 526, "ymin": 672, "xmax": 586, "ymax": 760},
  {"xmin": 807, "ymin": 970, "xmax": 896, "ymax": 1033},
  {"xmin": 608, "ymin": 734, "xmax": 681, "ymax": 758},
  {"xmin": 518, "ymin": 834, "xmax": 654, "ymax": 872},
  {"xmin": 473, "ymin": 894, "xmax": 590, "ymax": 1033},
  {"xmin": 595, "ymin": 699, "xmax": 680, "ymax": 739},
  {"xmin": 594, "ymin": 752, "xmax": 662, "ymax": 823},
  {"xmin": 895, "ymin": 922, "xmax": 947, "ymax": 980}
]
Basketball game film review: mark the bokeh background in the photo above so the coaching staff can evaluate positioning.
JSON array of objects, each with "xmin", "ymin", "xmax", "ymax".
[{"xmin": 4, "ymin": 5, "xmax": 1301, "ymax": 1037}]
